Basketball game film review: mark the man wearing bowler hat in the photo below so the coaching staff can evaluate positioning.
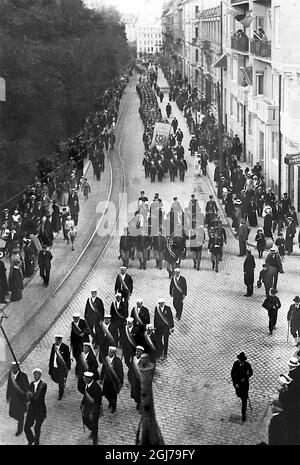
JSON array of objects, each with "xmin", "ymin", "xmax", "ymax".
[
  {"xmin": 287, "ymin": 296, "xmax": 300, "ymax": 342},
  {"xmin": 231, "ymin": 352, "xmax": 253, "ymax": 422},
  {"xmin": 6, "ymin": 361, "xmax": 29, "ymax": 436},
  {"xmin": 24, "ymin": 368, "xmax": 47, "ymax": 445}
]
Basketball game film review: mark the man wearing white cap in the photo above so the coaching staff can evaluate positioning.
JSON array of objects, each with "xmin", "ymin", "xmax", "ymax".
[
  {"xmin": 80, "ymin": 371, "xmax": 102, "ymax": 445},
  {"xmin": 119, "ymin": 317, "xmax": 138, "ymax": 373},
  {"xmin": 76, "ymin": 343, "xmax": 99, "ymax": 394},
  {"xmin": 130, "ymin": 298, "xmax": 150, "ymax": 344},
  {"xmin": 98, "ymin": 314, "xmax": 116, "ymax": 364},
  {"xmin": 114, "ymin": 266, "xmax": 133, "ymax": 302},
  {"xmin": 6, "ymin": 361, "xmax": 29, "ymax": 436},
  {"xmin": 70, "ymin": 313, "xmax": 90, "ymax": 371},
  {"xmin": 48, "ymin": 335, "xmax": 71, "ymax": 400},
  {"xmin": 110, "ymin": 292, "xmax": 128, "ymax": 347},
  {"xmin": 154, "ymin": 298, "xmax": 174, "ymax": 359},
  {"xmin": 169, "ymin": 268, "xmax": 187, "ymax": 321},
  {"xmin": 24, "ymin": 369, "xmax": 47, "ymax": 445},
  {"xmin": 100, "ymin": 346, "xmax": 124, "ymax": 413},
  {"xmin": 84, "ymin": 290, "xmax": 105, "ymax": 345},
  {"xmin": 143, "ymin": 324, "xmax": 159, "ymax": 363},
  {"xmin": 130, "ymin": 346, "xmax": 144, "ymax": 410}
]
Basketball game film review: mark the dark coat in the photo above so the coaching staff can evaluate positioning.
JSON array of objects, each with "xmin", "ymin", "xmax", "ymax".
[
  {"xmin": 110, "ymin": 300, "xmax": 128, "ymax": 326},
  {"xmin": 243, "ymin": 254, "xmax": 255, "ymax": 285},
  {"xmin": 8, "ymin": 266, "xmax": 23, "ymax": 301},
  {"xmin": 169, "ymin": 275, "xmax": 187, "ymax": 304},
  {"xmin": 231, "ymin": 360, "xmax": 253, "ymax": 397},
  {"xmin": 76, "ymin": 350, "xmax": 99, "ymax": 380},
  {"xmin": 70, "ymin": 319, "xmax": 90, "ymax": 359},
  {"xmin": 49, "ymin": 342, "xmax": 71, "ymax": 384},
  {"xmin": 80, "ymin": 380, "xmax": 102, "ymax": 431},
  {"xmin": 51, "ymin": 204, "xmax": 61, "ymax": 232},
  {"xmin": 6, "ymin": 370, "xmax": 29, "ymax": 420},
  {"xmin": 141, "ymin": 330, "xmax": 159, "ymax": 363},
  {"xmin": 268, "ymin": 413, "xmax": 288, "ymax": 445},
  {"xmin": 84, "ymin": 297, "xmax": 105, "ymax": 329},
  {"xmin": 0, "ymin": 259, "xmax": 8, "ymax": 302},
  {"xmin": 154, "ymin": 305, "xmax": 174, "ymax": 333},
  {"xmin": 100, "ymin": 356, "xmax": 124, "ymax": 400},
  {"xmin": 38, "ymin": 250, "xmax": 53, "ymax": 269},
  {"xmin": 114, "ymin": 273, "xmax": 133, "ymax": 301},
  {"xmin": 26, "ymin": 380, "xmax": 47, "ymax": 423},
  {"xmin": 120, "ymin": 325, "xmax": 139, "ymax": 360},
  {"xmin": 287, "ymin": 304, "xmax": 300, "ymax": 336}
]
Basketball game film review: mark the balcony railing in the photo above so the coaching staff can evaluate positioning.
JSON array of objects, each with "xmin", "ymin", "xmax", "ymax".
[
  {"xmin": 250, "ymin": 39, "xmax": 271, "ymax": 59},
  {"xmin": 231, "ymin": 36, "xmax": 249, "ymax": 53}
]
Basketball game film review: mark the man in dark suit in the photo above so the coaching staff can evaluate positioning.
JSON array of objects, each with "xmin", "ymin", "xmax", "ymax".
[
  {"xmin": 84, "ymin": 290, "xmax": 105, "ymax": 344},
  {"xmin": 6, "ymin": 361, "xmax": 29, "ymax": 436},
  {"xmin": 119, "ymin": 228, "xmax": 133, "ymax": 268},
  {"xmin": 169, "ymin": 268, "xmax": 187, "ymax": 321},
  {"xmin": 231, "ymin": 352, "xmax": 253, "ymax": 422},
  {"xmin": 24, "ymin": 368, "xmax": 47, "ymax": 445},
  {"xmin": 100, "ymin": 346, "xmax": 124, "ymax": 413},
  {"xmin": 70, "ymin": 313, "xmax": 90, "ymax": 372},
  {"xmin": 154, "ymin": 298, "xmax": 174, "ymax": 359},
  {"xmin": 130, "ymin": 298, "xmax": 150, "ymax": 344},
  {"xmin": 48, "ymin": 335, "xmax": 71, "ymax": 400},
  {"xmin": 76, "ymin": 342, "xmax": 99, "ymax": 394},
  {"xmin": 80, "ymin": 371, "xmax": 103, "ymax": 445},
  {"xmin": 0, "ymin": 251, "xmax": 8, "ymax": 303},
  {"xmin": 119, "ymin": 317, "xmax": 138, "ymax": 374},
  {"xmin": 130, "ymin": 346, "xmax": 144, "ymax": 411},
  {"xmin": 114, "ymin": 266, "xmax": 133, "ymax": 302},
  {"xmin": 38, "ymin": 244, "xmax": 53, "ymax": 286},
  {"xmin": 142, "ymin": 324, "xmax": 158, "ymax": 364},
  {"xmin": 98, "ymin": 314, "xmax": 116, "ymax": 364},
  {"xmin": 268, "ymin": 399, "xmax": 288, "ymax": 445},
  {"xmin": 110, "ymin": 292, "xmax": 128, "ymax": 347}
]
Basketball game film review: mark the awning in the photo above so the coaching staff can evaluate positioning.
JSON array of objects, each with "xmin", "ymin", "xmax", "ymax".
[{"xmin": 213, "ymin": 53, "xmax": 227, "ymax": 69}]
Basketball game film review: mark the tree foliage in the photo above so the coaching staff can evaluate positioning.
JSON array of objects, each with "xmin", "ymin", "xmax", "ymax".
[{"xmin": 0, "ymin": 0, "xmax": 130, "ymax": 203}]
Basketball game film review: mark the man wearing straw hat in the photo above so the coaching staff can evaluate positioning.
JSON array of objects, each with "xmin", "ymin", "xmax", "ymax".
[
  {"xmin": 286, "ymin": 356, "xmax": 300, "ymax": 444},
  {"xmin": 24, "ymin": 368, "xmax": 47, "ymax": 445},
  {"xmin": 6, "ymin": 361, "xmax": 29, "ymax": 437},
  {"xmin": 80, "ymin": 371, "xmax": 103, "ymax": 445},
  {"xmin": 268, "ymin": 399, "xmax": 288, "ymax": 445}
]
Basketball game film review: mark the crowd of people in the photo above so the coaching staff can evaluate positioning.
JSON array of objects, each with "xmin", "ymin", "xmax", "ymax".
[{"xmin": 0, "ymin": 70, "xmax": 131, "ymax": 303}]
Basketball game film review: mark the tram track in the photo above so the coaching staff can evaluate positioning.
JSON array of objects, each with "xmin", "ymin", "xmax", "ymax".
[{"xmin": 0, "ymin": 76, "xmax": 134, "ymax": 386}]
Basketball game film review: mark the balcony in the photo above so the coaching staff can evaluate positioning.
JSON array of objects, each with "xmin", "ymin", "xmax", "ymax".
[
  {"xmin": 231, "ymin": 0, "xmax": 249, "ymax": 4},
  {"xmin": 231, "ymin": 36, "xmax": 249, "ymax": 53},
  {"xmin": 248, "ymin": 96, "xmax": 278, "ymax": 125},
  {"xmin": 250, "ymin": 39, "xmax": 271, "ymax": 59},
  {"xmin": 237, "ymin": 86, "xmax": 249, "ymax": 106}
]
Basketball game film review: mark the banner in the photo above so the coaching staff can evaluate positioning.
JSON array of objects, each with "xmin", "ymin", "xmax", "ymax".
[{"xmin": 151, "ymin": 122, "xmax": 171, "ymax": 148}]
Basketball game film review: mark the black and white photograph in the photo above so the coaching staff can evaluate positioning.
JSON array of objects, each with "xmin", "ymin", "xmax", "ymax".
[{"xmin": 0, "ymin": 0, "xmax": 300, "ymax": 450}]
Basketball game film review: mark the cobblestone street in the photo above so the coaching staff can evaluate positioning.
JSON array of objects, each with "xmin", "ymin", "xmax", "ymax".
[{"xmin": 0, "ymin": 70, "xmax": 299, "ymax": 446}]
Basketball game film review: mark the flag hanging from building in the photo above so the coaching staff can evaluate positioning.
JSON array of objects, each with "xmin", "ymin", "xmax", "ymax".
[{"xmin": 151, "ymin": 122, "xmax": 171, "ymax": 148}]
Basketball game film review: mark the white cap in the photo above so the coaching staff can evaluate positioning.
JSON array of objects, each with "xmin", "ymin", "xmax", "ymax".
[
  {"xmin": 279, "ymin": 374, "xmax": 292, "ymax": 385},
  {"xmin": 55, "ymin": 335, "xmax": 63, "ymax": 339},
  {"xmin": 83, "ymin": 371, "xmax": 94, "ymax": 377},
  {"xmin": 174, "ymin": 268, "xmax": 180, "ymax": 272},
  {"xmin": 158, "ymin": 298, "xmax": 165, "ymax": 303},
  {"xmin": 109, "ymin": 346, "xmax": 117, "ymax": 351},
  {"xmin": 115, "ymin": 292, "xmax": 122, "ymax": 297},
  {"xmin": 104, "ymin": 314, "xmax": 111, "ymax": 319},
  {"xmin": 73, "ymin": 313, "xmax": 80, "ymax": 318},
  {"xmin": 146, "ymin": 324, "xmax": 154, "ymax": 330},
  {"xmin": 288, "ymin": 357, "xmax": 300, "ymax": 367},
  {"xmin": 11, "ymin": 361, "xmax": 19, "ymax": 365},
  {"xmin": 136, "ymin": 298, "xmax": 143, "ymax": 303},
  {"xmin": 83, "ymin": 342, "xmax": 91, "ymax": 347},
  {"xmin": 126, "ymin": 317, "xmax": 134, "ymax": 322},
  {"xmin": 136, "ymin": 346, "xmax": 144, "ymax": 351},
  {"xmin": 32, "ymin": 368, "xmax": 42, "ymax": 374}
]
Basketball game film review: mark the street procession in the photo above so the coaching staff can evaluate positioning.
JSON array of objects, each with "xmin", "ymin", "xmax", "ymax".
[{"xmin": 0, "ymin": 0, "xmax": 300, "ymax": 449}]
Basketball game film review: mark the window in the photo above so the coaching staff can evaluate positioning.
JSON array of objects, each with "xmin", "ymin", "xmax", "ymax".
[
  {"xmin": 256, "ymin": 17, "xmax": 264, "ymax": 31},
  {"xmin": 237, "ymin": 102, "xmax": 240, "ymax": 123},
  {"xmin": 230, "ymin": 57, "xmax": 233, "ymax": 80},
  {"xmin": 195, "ymin": 5, "xmax": 199, "ymax": 15},
  {"xmin": 256, "ymin": 73, "xmax": 264, "ymax": 95},
  {"xmin": 195, "ymin": 27, "xmax": 198, "ymax": 39},
  {"xmin": 241, "ymin": 104, "xmax": 244, "ymax": 127},
  {"xmin": 248, "ymin": 112, "xmax": 253, "ymax": 135},
  {"xmin": 271, "ymin": 132, "xmax": 279, "ymax": 159},
  {"xmin": 274, "ymin": 6, "xmax": 281, "ymax": 47},
  {"xmin": 230, "ymin": 94, "xmax": 233, "ymax": 115},
  {"xmin": 196, "ymin": 49, "xmax": 199, "ymax": 62}
]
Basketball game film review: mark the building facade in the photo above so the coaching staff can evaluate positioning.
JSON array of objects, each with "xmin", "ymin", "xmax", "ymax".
[{"xmin": 136, "ymin": 17, "xmax": 163, "ymax": 58}]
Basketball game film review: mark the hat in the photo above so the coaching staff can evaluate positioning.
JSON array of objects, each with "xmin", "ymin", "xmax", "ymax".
[
  {"xmin": 136, "ymin": 298, "xmax": 143, "ymax": 303},
  {"xmin": 109, "ymin": 346, "xmax": 117, "ymax": 351},
  {"xmin": 288, "ymin": 357, "xmax": 300, "ymax": 367},
  {"xmin": 136, "ymin": 346, "xmax": 144, "ymax": 351},
  {"xmin": 279, "ymin": 374, "xmax": 292, "ymax": 385},
  {"xmin": 120, "ymin": 266, "xmax": 127, "ymax": 270},
  {"xmin": 271, "ymin": 399, "xmax": 284, "ymax": 412},
  {"xmin": 293, "ymin": 296, "xmax": 300, "ymax": 303},
  {"xmin": 257, "ymin": 227, "xmax": 263, "ymax": 231},
  {"xmin": 83, "ymin": 371, "xmax": 94, "ymax": 378},
  {"xmin": 235, "ymin": 199, "xmax": 242, "ymax": 205},
  {"xmin": 55, "ymin": 334, "xmax": 63, "ymax": 339},
  {"xmin": 158, "ymin": 298, "xmax": 165, "ymax": 303},
  {"xmin": 115, "ymin": 292, "xmax": 122, "ymax": 297},
  {"xmin": 237, "ymin": 352, "xmax": 247, "ymax": 361},
  {"xmin": 32, "ymin": 368, "xmax": 42, "ymax": 374},
  {"xmin": 0, "ymin": 251, "xmax": 3, "ymax": 259},
  {"xmin": 83, "ymin": 342, "xmax": 91, "ymax": 347},
  {"xmin": 174, "ymin": 268, "xmax": 180, "ymax": 272},
  {"xmin": 73, "ymin": 312, "xmax": 80, "ymax": 318},
  {"xmin": 126, "ymin": 317, "xmax": 134, "ymax": 322},
  {"xmin": 104, "ymin": 314, "xmax": 111, "ymax": 319},
  {"xmin": 11, "ymin": 361, "xmax": 19, "ymax": 365},
  {"xmin": 146, "ymin": 323, "xmax": 154, "ymax": 330},
  {"xmin": 270, "ymin": 247, "xmax": 276, "ymax": 252}
]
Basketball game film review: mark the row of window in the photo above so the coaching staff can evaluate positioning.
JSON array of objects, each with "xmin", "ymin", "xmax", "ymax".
[{"xmin": 142, "ymin": 41, "xmax": 162, "ymax": 45}]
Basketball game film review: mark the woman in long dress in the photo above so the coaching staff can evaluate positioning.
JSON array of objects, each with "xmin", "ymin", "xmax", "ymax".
[{"xmin": 9, "ymin": 259, "xmax": 23, "ymax": 301}]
